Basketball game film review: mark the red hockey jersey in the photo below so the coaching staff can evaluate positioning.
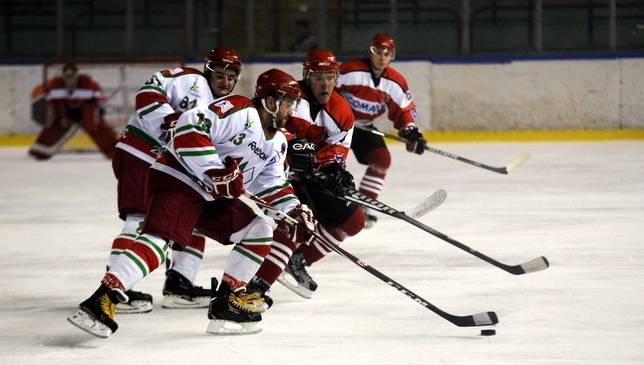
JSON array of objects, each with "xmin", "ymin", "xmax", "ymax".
[
  {"xmin": 336, "ymin": 59, "xmax": 417, "ymax": 130},
  {"xmin": 285, "ymin": 81, "xmax": 355, "ymax": 168}
]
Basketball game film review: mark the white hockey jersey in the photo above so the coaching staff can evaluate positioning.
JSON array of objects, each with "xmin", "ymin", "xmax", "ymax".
[
  {"xmin": 116, "ymin": 66, "xmax": 215, "ymax": 163},
  {"xmin": 152, "ymin": 95, "xmax": 299, "ymax": 213}
]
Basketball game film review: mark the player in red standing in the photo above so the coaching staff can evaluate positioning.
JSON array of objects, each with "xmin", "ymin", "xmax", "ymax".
[
  {"xmin": 29, "ymin": 62, "xmax": 118, "ymax": 160},
  {"xmin": 335, "ymin": 33, "xmax": 428, "ymax": 228},
  {"xmin": 253, "ymin": 50, "xmax": 365, "ymax": 299}
]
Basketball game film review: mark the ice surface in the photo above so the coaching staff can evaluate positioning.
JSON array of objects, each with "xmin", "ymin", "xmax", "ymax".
[{"xmin": 1, "ymin": 141, "xmax": 643, "ymax": 365}]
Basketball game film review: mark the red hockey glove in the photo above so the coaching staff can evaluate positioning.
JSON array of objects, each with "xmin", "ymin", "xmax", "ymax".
[
  {"xmin": 276, "ymin": 204, "xmax": 317, "ymax": 245},
  {"xmin": 399, "ymin": 125, "xmax": 427, "ymax": 155},
  {"xmin": 160, "ymin": 112, "xmax": 181, "ymax": 142},
  {"xmin": 206, "ymin": 157, "xmax": 244, "ymax": 199}
]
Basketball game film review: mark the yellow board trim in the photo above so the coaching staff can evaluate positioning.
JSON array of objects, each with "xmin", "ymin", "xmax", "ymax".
[
  {"xmin": 0, "ymin": 132, "xmax": 98, "ymax": 149},
  {"xmin": 2, "ymin": 128, "xmax": 644, "ymax": 148}
]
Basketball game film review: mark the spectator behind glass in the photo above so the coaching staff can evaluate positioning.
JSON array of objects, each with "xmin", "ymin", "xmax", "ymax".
[{"xmin": 289, "ymin": 19, "xmax": 319, "ymax": 53}]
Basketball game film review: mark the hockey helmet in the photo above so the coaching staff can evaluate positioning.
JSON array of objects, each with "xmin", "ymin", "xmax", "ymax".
[
  {"xmin": 370, "ymin": 33, "xmax": 396, "ymax": 52},
  {"xmin": 204, "ymin": 47, "xmax": 242, "ymax": 77},
  {"xmin": 255, "ymin": 69, "xmax": 301, "ymax": 129},
  {"xmin": 255, "ymin": 68, "xmax": 301, "ymax": 102},
  {"xmin": 303, "ymin": 49, "xmax": 339, "ymax": 79}
]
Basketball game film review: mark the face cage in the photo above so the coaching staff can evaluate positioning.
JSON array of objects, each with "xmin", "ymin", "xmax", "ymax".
[{"xmin": 205, "ymin": 63, "xmax": 241, "ymax": 81}]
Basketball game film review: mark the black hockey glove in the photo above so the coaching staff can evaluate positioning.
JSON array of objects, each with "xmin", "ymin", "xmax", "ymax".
[
  {"xmin": 317, "ymin": 163, "xmax": 355, "ymax": 195},
  {"xmin": 399, "ymin": 125, "xmax": 427, "ymax": 155},
  {"xmin": 287, "ymin": 138, "xmax": 317, "ymax": 176}
]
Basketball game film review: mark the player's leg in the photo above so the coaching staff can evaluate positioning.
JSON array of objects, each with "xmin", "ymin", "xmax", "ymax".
[
  {"xmin": 68, "ymin": 171, "xmax": 204, "ymax": 338},
  {"xmin": 197, "ymin": 200, "xmax": 273, "ymax": 335},
  {"xmin": 28, "ymin": 118, "xmax": 80, "ymax": 160},
  {"xmin": 109, "ymin": 149, "xmax": 155, "ymax": 314},
  {"xmin": 80, "ymin": 103, "xmax": 118, "ymax": 159},
  {"xmin": 277, "ymin": 182, "xmax": 365, "ymax": 298},
  {"xmin": 162, "ymin": 233, "xmax": 211, "ymax": 308},
  {"xmin": 351, "ymin": 125, "xmax": 391, "ymax": 228}
]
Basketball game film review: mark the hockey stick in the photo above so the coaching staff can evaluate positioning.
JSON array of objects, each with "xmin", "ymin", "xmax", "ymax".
[
  {"xmin": 240, "ymin": 193, "xmax": 498, "ymax": 327},
  {"xmin": 406, "ymin": 188, "xmax": 447, "ymax": 219},
  {"xmin": 355, "ymin": 125, "xmax": 530, "ymax": 174},
  {"xmin": 313, "ymin": 172, "xmax": 549, "ymax": 275}
]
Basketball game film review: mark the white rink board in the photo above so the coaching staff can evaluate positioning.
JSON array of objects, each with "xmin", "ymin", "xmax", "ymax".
[
  {"xmin": 1, "ymin": 141, "xmax": 643, "ymax": 364},
  {"xmin": 2, "ymin": 57, "xmax": 644, "ymax": 135}
]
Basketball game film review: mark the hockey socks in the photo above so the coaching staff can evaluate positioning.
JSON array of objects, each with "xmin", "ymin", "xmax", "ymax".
[
  {"xmin": 169, "ymin": 234, "xmax": 206, "ymax": 283},
  {"xmin": 108, "ymin": 233, "xmax": 170, "ymax": 290},
  {"xmin": 109, "ymin": 214, "xmax": 144, "ymax": 269}
]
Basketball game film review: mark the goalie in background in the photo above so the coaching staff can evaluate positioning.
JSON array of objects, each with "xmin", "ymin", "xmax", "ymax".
[
  {"xmin": 335, "ymin": 33, "xmax": 428, "ymax": 228},
  {"xmin": 28, "ymin": 62, "xmax": 118, "ymax": 160}
]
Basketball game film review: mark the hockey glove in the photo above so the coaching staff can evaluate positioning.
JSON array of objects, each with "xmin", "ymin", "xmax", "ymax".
[
  {"xmin": 318, "ymin": 163, "xmax": 355, "ymax": 195},
  {"xmin": 206, "ymin": 157, "xmax": 244, "ymax": 199},
  {"xmin": 160, "ymin": 112, "xmax": 181, "ymax": 142},
  {"xmin": 287, "ymin": 138, "xmax": 317, "ymax": 176},
  {"xmin": 276, "ymin": 204, "xmax": 317, "ymax": 245},
  {"xmin": 399, "ymin": 125, "xmax": 427, "ymax": 155}
]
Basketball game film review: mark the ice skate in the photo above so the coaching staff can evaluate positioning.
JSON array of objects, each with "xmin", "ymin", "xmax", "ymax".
[
  {"xmin": 116, "ymin": 289, "xmax": 153, "ymax": 314},
  {"xmin": 277, "ymin": 252, "xmax": 317, "ymax": 299},
  {"xmin": 206, "ymin": 280, "xmax": 264, "ymax": 335},
  {"xmin": 67, "ymin": 284, "xmax": 127, "ymax": 338},
  {"xmin": 162, "ymin": 269, "xmax": 212, "ymax": 308}
]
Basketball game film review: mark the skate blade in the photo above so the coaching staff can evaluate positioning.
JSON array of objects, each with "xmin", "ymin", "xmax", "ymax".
[
  {"xmin": 161, "ymin": 295, "xmax": 209, "ymax": 309},
  {"xmin": 206, "ymin": 319, "xmax": 262, "ymax": 335},
  {"xmin": 116, "ymin": 301, "xmax": 153, "ymax": 314},
  {"xmin": 276, "ymin": 273, "xmax": 313, "ymax": 299},
  {"xmin": 67, "ymin": 309, "xmax": 113, "ymax": 339}
]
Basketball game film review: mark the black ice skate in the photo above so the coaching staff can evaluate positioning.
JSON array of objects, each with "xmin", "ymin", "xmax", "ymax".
[
  {"xmin": 67, "ymin": 284, "xmax": 128, "ymax": 338},
  {"xmin": 116, "ymin": 289, "xmax": 153, "ymax": 314},
  {"xmin": 162, "ymin": 269, "xmax": 212, "ymax": 309},
  {"xmin": 206, "ymin": 279, "xmax": 264, "ymax": 335},
  {"xmin": 277, "ymin": 252, "xmax": 317, "ymax": 299}
]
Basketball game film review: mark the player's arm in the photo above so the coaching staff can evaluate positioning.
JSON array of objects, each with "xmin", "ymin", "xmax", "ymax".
[
  {"xmin": 384, "ymin": 74, "xmax": 427, "ymax": 155},
  {"xmin": 315, "ymin": 102, "xmax": 354, "ymax": 168},
  {"xmin": 135, "ymin": 72, "xmax": 178, "ymax": 138}
]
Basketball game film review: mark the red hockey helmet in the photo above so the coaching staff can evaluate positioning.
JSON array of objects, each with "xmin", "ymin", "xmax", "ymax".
[
  {"xmin": 255, "ymin": 68, "xmax": 301, "ymax": 102},
  {"xmin": 370, "ymin": 33, "xmax": 396, "ymax": 52},
  {"xmin": 204, "ymin": 47, "xmax": 242, "ymax": 76},
  {"xmin": 303, "ymin": 49, "xmax": 339, "ymax": 79}
]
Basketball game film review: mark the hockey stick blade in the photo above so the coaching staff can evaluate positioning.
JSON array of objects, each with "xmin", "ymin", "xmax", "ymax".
[
  {"xmin": 240, "ymin": 194, "xmax": 499, "ymax": 328},
  {"xmin": 407, "ymin": 189, "xmax": 447, "ymax": 219},
  {"xmin": 504, "ymin": 152, "xmax": 531, "ymax": 174},
  {"xmin": 330, "ymin": 243, "xmax": 498, "ymax": 327},
  {"xmin": 320, "ymin": 180, "xmax": 549, "ymax": 276},
  {"xmin": 511, "ymin": 255, "xmax": 550, "ymax": 274}
]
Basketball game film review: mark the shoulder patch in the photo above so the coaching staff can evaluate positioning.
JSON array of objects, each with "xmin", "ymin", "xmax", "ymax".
[{"xmin": 208, "ymin": 95, "xmax": 254, "ymax": 118}]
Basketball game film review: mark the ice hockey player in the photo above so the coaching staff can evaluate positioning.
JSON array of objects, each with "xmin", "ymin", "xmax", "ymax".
[
  {"xmin": 108, "ymin": 48, "xmax": 241, "ymax": 314},
  {"xmin": 256, "ymin": 49, "xmax": 365, "ymax": 299},
  {"xmin": 28, "ymin": 62, "xmax": 118, "ymax": 160},
  {"xmin": 335, "ymin": 33, "xmax": 428, "ymax": 227},
  {"xmin": 67, "ymin": 68, "xmax": 315, "ymax": 337}
]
